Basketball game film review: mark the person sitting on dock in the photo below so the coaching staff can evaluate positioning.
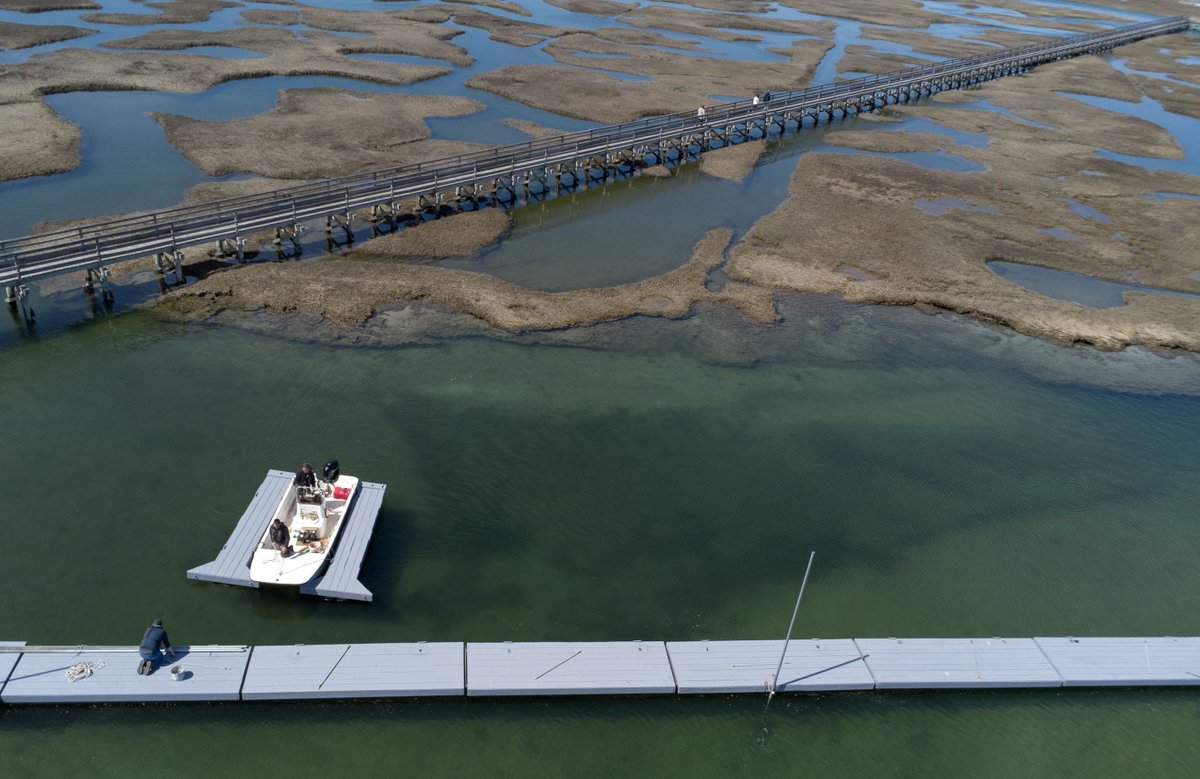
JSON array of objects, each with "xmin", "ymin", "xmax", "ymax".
[
  {"xmin": 137, "ymin": 618, "xmax": 174, "ymax": 676},
  {"xmin": 269, "ymin": 518, "xmax": 290, "ymax": 553}
]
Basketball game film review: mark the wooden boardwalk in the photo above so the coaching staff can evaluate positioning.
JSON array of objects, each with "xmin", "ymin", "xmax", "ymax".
[
  {"xmin": 3, "ymin": 636, "xmax": 1198, "ymax": 705},
  {"xmin": 1, "ymin": 17, "xmax": 1188, "ymax": 290},
  {"xmin": 188, "ymin": 471, "xmax": 386, "ymax": 601}
]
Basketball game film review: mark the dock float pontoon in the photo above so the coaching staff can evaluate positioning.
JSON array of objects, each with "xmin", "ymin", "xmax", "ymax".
[
  {"xmin": 3, "ymin": 636, "xmax": 1199, "ymax": 705},
  {"xmin": 186, "ymin": 470, "xmax": 386, "ymax": 602},
  {"xmin": 1, "ymin": 645, "xmax": 250, "ymax": 704},
  {"xmin": 466, "ymin": 641, "xmax": 676, "ymax": 697},
  {"xmin": 299, "ymin": 482, "xmax": 387, "ymax": 602},
  {"xmin": 241, "ymin": 642, "xmax": 462, "ymax": 701}
]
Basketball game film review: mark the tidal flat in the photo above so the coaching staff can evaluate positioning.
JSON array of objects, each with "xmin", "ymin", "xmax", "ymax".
[{"xmin": 1, "ymin": 0, "xmax": 1198, "ymax": 346}]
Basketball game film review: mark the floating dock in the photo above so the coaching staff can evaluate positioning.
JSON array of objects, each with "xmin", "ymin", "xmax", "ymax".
[
  {"xmin": 667, "ymin": 639, "xmax": 874, "ymax": 694},
  {"xmin": 467, "ymin": 641, "xmax": 676, "ymax": 697},
  {"xmin": 3, "ymin": 636, "xmax": 1199, "ymax": 705},
  {"xmin": 241, "ymin": 642, "xmax": 462, "ymax": 701},
  {"xmin": 187, "ymin": 471, "xmax": 386, "ymax": 601},
  {"xmin": 299, "ymin": 482, "xmax": 387, "ymax": 602},
  {"xmin": 1, "ymin": 645, "xmax": 250, "ymax": 704}
]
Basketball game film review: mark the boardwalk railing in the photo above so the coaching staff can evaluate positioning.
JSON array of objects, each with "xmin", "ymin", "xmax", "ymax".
[{"xmin": 0, "ymin": 16, "xmax": 1188, "ymax": 288}]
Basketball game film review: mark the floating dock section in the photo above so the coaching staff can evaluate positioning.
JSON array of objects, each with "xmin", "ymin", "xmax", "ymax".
[
  {"xmin": 187, "ymin": 471, "xmax": 386, "ymax": 601},
  {"xmin": 242, "ymin": 642, "xmax": 462, "ymax": 700},
  {"xmin": 856, "ymin": 637, "xmax": 1062, "ymax": 689},
  {"xmin": 0, "ymin": 646, "xmax": 250, "ymax": 704},
  {"xmin": 3, "ymin": 637, "xmax": 1199, "ymax": 705},
  {"xmin": 467, "ymin": 641, "xmax": 676, "ymax": 697},
  {"xmin": 667, "ymin": 639, "xmax": 874, "ymax": 693},
  {"xmin": 299, "ymin": 482, "xmax": 387, "ymax": 603}
]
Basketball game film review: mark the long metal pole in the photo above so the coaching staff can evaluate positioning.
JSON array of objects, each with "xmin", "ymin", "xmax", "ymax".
[{"xmin": 770, "ymin": 550, "xmax": 816, "ymax": 697}]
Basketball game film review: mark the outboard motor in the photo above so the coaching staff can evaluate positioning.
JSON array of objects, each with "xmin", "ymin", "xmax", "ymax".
[{"xmin": 323, "ymin": 459, "xmax": 340, "ymax": 483}]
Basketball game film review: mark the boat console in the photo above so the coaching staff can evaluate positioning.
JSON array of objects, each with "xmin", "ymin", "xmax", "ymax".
[{"xmin": 294, "ymin": 487, "xmax": 329, "ymax": 540}]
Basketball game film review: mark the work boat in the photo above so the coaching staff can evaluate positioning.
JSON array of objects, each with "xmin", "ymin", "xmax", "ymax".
[{"xmin": 249, "ymin": 461, "xmax": 360, "ymax": 586}]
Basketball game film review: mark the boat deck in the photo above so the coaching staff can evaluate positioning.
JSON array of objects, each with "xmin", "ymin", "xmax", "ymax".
[
  {"xmin": 187, "ymin": 471, "xmax": 386, "ymax": 601},
  {"xmin": 3, "ymin": 636, "xmax": 1198, "ymax": 704}
]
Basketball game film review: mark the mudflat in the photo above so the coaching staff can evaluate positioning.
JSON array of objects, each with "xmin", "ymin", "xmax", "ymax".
[
  {"xmin": 727, "ymin": 53, "xmax": 1200, "ymax": 351},
  {"xmin": 0, "ymin": 20, "xmax": 93, "ymax": 49},
  {"xmin": 154, "ymin": 89, "xmax": 486, "ymax": 178},
  {"xmin": 162, "ymin": 227, "xmax": 777, "ymax": 331}
]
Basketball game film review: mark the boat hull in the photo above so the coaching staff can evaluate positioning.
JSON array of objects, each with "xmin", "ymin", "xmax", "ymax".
[{"xmin": 248, "ymin": 474, "xmax": 360, "ymax": 586}]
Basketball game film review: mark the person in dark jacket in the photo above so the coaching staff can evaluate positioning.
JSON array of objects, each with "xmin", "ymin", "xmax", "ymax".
[
  {"xmin": 137, "ymin": 618, "xmax": 174, "ymax": 675},
  {"xmin": 269, "ymin": 517, "xmax": 290, "ymax": 552},
  {"xmin": 295, "ymin": 462, "xmax": 316, "ymax": 489}
]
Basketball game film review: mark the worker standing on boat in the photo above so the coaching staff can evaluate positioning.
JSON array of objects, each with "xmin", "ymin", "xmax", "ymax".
[
  {"xmin": 137, "ymin": 618, "xmax": 174, "ymax": 676},
  {"xmin": 295, "ymin": 462, "xmax": 316, "ymax": 491}
]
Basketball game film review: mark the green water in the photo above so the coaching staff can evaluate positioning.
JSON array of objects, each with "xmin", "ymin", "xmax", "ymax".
[{"xmin": 2, "ymin": 294, "xmax": 1199, "ymax": 775}]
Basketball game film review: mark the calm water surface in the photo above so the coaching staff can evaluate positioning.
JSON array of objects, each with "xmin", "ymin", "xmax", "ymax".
[{"xmin": 2, "ymin": 295, "xmax": 1200, "ymax": 775}]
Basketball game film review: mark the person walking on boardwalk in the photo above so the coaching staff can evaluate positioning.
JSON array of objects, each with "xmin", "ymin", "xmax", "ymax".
[{"xmin": 137, "ymin": 618, "xmax": 175, "ymax": 676}]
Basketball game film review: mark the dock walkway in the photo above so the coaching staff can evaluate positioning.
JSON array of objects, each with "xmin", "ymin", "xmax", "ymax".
[{"xmin": 2, "ymin": 636, "xmax": 1198, "ymax": 705}]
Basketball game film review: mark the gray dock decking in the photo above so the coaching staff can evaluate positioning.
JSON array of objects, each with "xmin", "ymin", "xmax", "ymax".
[
  {"xmin": 3, "ymin": 636, "xmax": 1198, "ymax": 704},
  {"xmin": 242, "ymin": 642, "xmax": 463, "ymax": 700},
  {"xmin": 1034, "ymin": 636, "xmax": 1200, "ymax": 686},
  {"xmin": 0, "ymin": 641, "xmax": 25, "ymax": 698},
  {"xmin": 188, "ymin": 471, "xmax": 386, "ymax": 601},
  {"xmin": 299, "ymin": 481, "xmax": 387, "ymax": 602},
  {"xmin": 187, "ymin": 470, "xmax": 293, "ymax": 588},
  {"xmin": 857, "ymin": 637, "xmax": 1062, "ymax": 689},
  {"xmin": 466, "ymin": 641, "xmax": 677, "ymax": 697},
  {"xmin": 667, "ymin": 639, "xmax": 874, "ymax": 693},
  {"xmin": 0, "ymin": 646, "xmax": 251, "ymax": 703}
]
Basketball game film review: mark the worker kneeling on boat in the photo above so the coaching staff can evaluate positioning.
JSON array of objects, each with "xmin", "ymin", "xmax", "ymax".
[
  {"xmin": 137, "ymin": 618, "xmax": 175, "ymax": 676},
  {"xmin": 270, "ymin": 517, "xmax": 294, "ymax": 557}
]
